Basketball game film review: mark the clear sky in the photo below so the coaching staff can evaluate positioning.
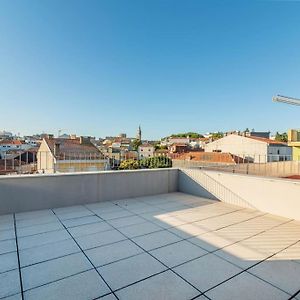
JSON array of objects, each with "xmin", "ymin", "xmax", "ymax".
[{"xmin": 1, "ymin": 0, "xmax": 300, "ymax": 139}]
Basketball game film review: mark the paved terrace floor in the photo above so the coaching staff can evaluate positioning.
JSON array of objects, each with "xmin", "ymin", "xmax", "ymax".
[{"xmin": 1, "ymin": 193, "xmax": 300, "ymax": 300}]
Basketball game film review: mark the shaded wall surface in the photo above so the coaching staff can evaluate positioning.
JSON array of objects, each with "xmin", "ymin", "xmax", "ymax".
[{"xmin": 0, "ymin": 169, "xmax": 178, "ymax": 214}]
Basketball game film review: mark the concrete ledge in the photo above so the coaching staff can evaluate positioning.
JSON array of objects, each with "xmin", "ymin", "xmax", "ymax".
[{"xmin": 0, "ymin": 168, "xmax": 178, "ymax": 214}]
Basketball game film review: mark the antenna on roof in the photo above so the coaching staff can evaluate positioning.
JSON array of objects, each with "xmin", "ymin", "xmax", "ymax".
[{"xmin": 273, "ymin": 95, "xmax": 300, "ymax": 106}]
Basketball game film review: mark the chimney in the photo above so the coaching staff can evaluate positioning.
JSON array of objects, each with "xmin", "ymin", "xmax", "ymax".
[
  {"xmin": 80, "ymin": 136, "xmax": 91, "ymax": 145},
  {"xmin": 54, "ymin": 142, "xmax": 60, "ymax": 157}
]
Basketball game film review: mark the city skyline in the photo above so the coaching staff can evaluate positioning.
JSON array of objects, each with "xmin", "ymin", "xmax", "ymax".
[{"xmin": 1, "ymin": 1, "xmax": 300, "ymax": 139}]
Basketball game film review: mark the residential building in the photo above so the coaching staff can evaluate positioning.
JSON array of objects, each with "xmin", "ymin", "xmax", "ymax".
[
  {"xmin": 138, "ymin": 143, "xmax": 155, "ymax": 159},
  {"xmin": 169, "ymin": 143, "xmax": 189, "ymax": 154},
  {"xmin": 37, "ymin": 136, "xmax": 107, "ymax": 173},
  {"xmin": 0, "ymin": 140, "xmax": 32, "ymax": 158},
  {"xmin": 168, "ymin": 137, "xmax": 190, "ymax": 145},
  {"xmin": 205, "ymin": 134, "xmax": 292, "ymax": 163},
  {"xmin": 288, "ymin": 129, "xmax": 300, "ymax": 161}
]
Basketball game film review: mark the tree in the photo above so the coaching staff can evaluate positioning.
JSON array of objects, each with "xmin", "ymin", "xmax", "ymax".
[
  {"xmin": 119, "ymin": 159, "xmax": 140, "ymax": 170},
  {"xmin": 140, "ymin": 157, "xmax": 172, "ymax": 169},
  {"xmin": 211, "ymin": 132, "xmax": 224, "ymax": 141},
  {"xmin": 130, "ymin": 139, "xmax": 142, "ymax": 151},
  {"xmin": 275, "ymin": 132, "xmax": 288, "ymax": 142},
  {"xmin": 170, "ymin": 132, "xmax": 204, "ymax": 138}
]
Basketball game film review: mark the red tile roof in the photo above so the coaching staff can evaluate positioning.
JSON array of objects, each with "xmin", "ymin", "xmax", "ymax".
[
  {"xmin": 247, "ymin": 136, "xmax": 287, "ymax": 145},
  {"xmin": 0, "ymin": 140, "xmax": 22, "ymax": 145},
  {"xmin": 44, "ymin": 138, "xmax": 103, "ymax": 158},
  {"xmin": 173, "ymin": 152, "xmax": 238, "ymax": 163}
]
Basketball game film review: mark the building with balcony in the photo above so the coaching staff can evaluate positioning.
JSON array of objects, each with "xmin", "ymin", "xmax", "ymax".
[{"xmin": 288, "ymin": 129, "xmax": 300, "ymax": 161}]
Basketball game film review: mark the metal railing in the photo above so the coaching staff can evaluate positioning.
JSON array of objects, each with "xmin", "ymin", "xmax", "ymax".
[
  {"xmin": 173, "ymin": 154, "xmax": 300, "ymax": 178},
  {"xmin": 0, "ymin": 150, "xmax": 108, "ymax": 175}
]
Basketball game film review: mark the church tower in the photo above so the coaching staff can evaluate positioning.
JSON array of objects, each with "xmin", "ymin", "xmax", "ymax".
[{"xmin": 137, "ymin": 125, "xmax": 142, "ymax": 141}]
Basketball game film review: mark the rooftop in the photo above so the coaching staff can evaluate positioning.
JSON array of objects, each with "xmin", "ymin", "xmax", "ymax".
[{"xmin": 1, "ymin": 192, "xmax": 300, "ymax": 300}]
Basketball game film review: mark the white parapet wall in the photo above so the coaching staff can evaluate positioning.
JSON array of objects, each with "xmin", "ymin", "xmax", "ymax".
[
  {"xmin": 0, "ymin": 168, "xmax": 178, "ymax": 215},
  {"xmin": 179, "ymin": 168, "xmax": 300, "ymax": 221}
]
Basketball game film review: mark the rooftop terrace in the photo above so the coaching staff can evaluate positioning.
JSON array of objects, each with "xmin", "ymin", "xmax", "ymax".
[{"xmin": 1, "ymin": 192, "xmax": 300, "ymax": 300}]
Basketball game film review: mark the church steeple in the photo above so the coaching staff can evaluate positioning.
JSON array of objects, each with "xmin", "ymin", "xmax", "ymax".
[{"xmin": 137, "ymin": 125, "xmax": 142, "ymax": 141}]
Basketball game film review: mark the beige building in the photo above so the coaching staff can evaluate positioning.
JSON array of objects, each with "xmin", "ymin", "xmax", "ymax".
[
  {"xmin": 138, "ymin": 144, "xmax": 155, "ymax": 159},
  {"xmin": 205, "ymin": 134, "xmax": 292, "ymax": 163},
  {"xmin": 37, "ymin": 136, "xmax": 107, "ymax": 173}
]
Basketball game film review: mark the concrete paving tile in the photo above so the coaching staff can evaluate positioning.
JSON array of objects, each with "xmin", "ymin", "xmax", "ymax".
[
  {"xmin": 0, "ymin": 239, "xmax": 16, "ymax": 255},
  {"xmin": 0, "ymin": 229, "xmax": 15, "ymax": 241},
  {"xmin": 174, "ymin": 253, "xmax": 241, "ymax": 292},
  {"xmin": 98, "ymin": 293, "xmax": 118, "ymax": 300},
  {"xmin": 75, "ymin": 229, "xmax": 127, "ymax": 250},
  {"xmin": 16, "ymin": 216, "xmax": 58, "ymax": 228},
  {"xmin": 188, "ymin": 231, "xmax": 234, "ymax": 252},
  {"xmin": 19, "ymin": 238, "xmax": 80, "ymax": 267},
  {"xmin": 15, "ymin": 210, "xmax": 54, "ymax": 220},
  {"xmin": 18, "ymin": 229, "xmax": 71, "ymax": 250},
  {"xmin": 150, "ymin": 240, "xmax": 208, "ymax": 268},
  {"xmin": 56, "ymin": 210, "xmax": 94, "ymax": 221},
  {"xmin": 23, "ymin": 269, "xmax": 110, "ymax": 300},
  {"xmin": 96, "ymin": 210, "xmax": 134, "ymax": 220},
  {"xmin": 118, "ymin": 222, "xmax": 162, "ymax": 238},
  {"xmin": 68, "ymin": 221, "xmax": 113, "ymax": 238},
  {"xmin": 206, "ymin": 271, "xmax": 289, "ymax": 300},
  {"xmin": 273, "ymin": 242, "xmax": 300, "ymax": 264},
  {"xmin": 132, "ymin": 230, "xmax": 182, "ymax": 251},
  {"xmin": 85, "ymin": 239, "xmax": 143, "ymax": 267},
  {"xmin": 61, "ymin": 215, "xmax": 101, "ymax": 228},
  {"xmin": 149, "ymin": 215, "xmax": 188, "ymax": 228},
  {"xmin": 0, "ymin": 221, "xmax": 14, "ymax": 231},
  {"xmin": 21, "ymin": 252, "xmax": 93, "ymax": 290},
  {"xmin": 0, "ymin": 252, "xmax": 18, "ymax": 273},
  {"xmin": 168, "ymin": 223, "xmax": 209, "ymax": 239},
  {"xmin": 0, "ymin": 269, "xmax": 21, "ymax": 298},
  {"xmin": 116, "ymin": 270, "xmax": 199, "ymax": 300},
  {"xmin": 98, "ymin": 252, "xmax": 166, "ymax": 290},
  {"xmin": 214, "ymin": 242, "xmax": 269, "ymax": 269},
  {"xmin": 2, "ymin": 293, "xmax": 22, "ymax": 300},
  {"xmin": 52, "ymin": 205, "xmax": 86, "ymax": 215},
  {"xmin": 249, "ymin": 259, "xmax": 300, "ymax": 295},
  {"xmin": 16, "ymin": 222, "xmax": 63, "ymax": 238},
  {"xmin": 106, "ymin": 215, "xmax": 146, "ymax": 228}
]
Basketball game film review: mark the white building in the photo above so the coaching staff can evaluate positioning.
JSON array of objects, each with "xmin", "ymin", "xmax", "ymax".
[
  {"xmin": 204, "ymin": 134, "xmax": 292, "ymax": 163},
  {"xmin": 138, "ymin": 144, "xmax": 155, "ymax": 159}
]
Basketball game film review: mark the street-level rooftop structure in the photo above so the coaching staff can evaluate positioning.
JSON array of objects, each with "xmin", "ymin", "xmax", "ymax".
[{"xmin": 1, "ymin": 192, "xmax": 300, "ymax": 300}]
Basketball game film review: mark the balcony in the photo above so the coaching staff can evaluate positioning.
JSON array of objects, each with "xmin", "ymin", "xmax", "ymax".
[{"xmin": 1, "ymin": 169, "xmax": 300, "ymax": 299}]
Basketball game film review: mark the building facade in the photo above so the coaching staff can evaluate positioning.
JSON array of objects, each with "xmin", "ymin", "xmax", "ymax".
[
  {"xmin": 205, "ymin": 134, "xmax": 292, "ymax": 163},
  {"xmin": 37, "ymin": 136, "xmax": 107, "ymax": 173}
]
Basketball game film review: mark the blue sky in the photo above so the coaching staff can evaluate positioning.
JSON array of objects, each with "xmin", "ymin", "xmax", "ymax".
[{"xmin": 1, "ymin": 0, "xmax": 300, "ymax": 139}]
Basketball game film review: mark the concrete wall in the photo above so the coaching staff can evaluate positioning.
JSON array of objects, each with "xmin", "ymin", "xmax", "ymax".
[
  {"xmin": 178, "ymin": 170, "xmax": 217, "ymax": 200},
  {"xmin": 0, "ymin": 168, "xmax": 178, "ymax": 215},
  {"xmin": 181, "ymin": 169, "xmax": 300, "ymax": 221}
]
